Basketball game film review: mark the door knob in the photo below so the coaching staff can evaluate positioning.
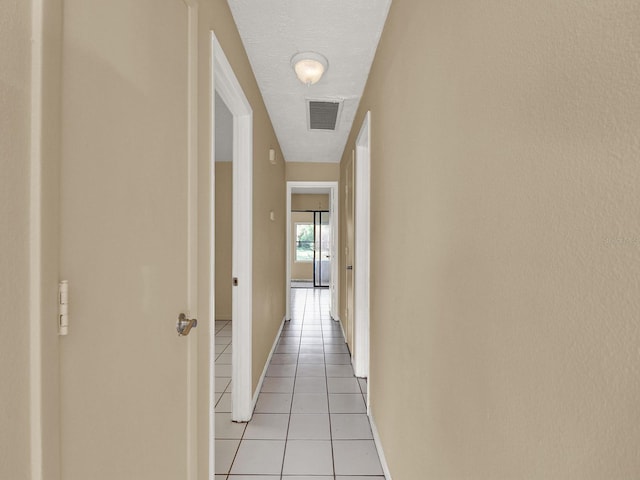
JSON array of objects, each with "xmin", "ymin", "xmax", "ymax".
[{"xmin": 177, "ymin": 313, "xmax": 197, "ymax": 336}]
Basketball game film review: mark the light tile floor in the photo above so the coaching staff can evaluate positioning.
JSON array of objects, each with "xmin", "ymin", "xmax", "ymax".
[{"xmin": 214, "ymin": 287, "xmax": 384, "ymax": 480}]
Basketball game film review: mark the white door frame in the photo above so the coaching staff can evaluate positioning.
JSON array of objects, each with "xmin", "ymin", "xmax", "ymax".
[
  {"xmin": 286, "ymin": 181, "xmax": 339, "ymax": 321},
  {"xmin": 353, "ymin": 112, "xmax": 371, "ymax": 380},
  {"xmin": 211, "ymin": 33, "xmax": 254, "ymax": 425}
]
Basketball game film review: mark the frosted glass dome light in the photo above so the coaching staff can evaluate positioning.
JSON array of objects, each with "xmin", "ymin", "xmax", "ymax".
[{"xmin": 291, "ymin": 52, "xmax": 328, "ymax": 85}]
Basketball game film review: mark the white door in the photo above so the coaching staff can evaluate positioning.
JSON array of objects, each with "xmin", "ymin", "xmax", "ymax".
[{"xmin": 59, "ymin": 1, "xmax": 198, "ymax": 478}]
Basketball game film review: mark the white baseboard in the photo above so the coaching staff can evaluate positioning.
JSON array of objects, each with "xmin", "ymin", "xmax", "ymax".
[
  {"xmin": 334, "ymin": 315, "xmax": 347, "ymax": 343},
  {"xmin": 251, "ymin": 316, "xmax": 286, "ymax": 411},
  {"xmin": 369, "ymin": 412, "xmax": 393, "ymax": 480}
]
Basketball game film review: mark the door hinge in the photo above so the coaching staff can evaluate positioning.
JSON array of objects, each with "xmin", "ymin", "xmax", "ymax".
[
  {"xmin": 233, "ymin": 277, "xmax": 238, "ymax": 286},
  {"xmin": 58, "ymin": 280, "xmax": 69, "ymax": 336}
]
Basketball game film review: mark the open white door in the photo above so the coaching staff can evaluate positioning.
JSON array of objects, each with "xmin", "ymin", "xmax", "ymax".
[
  {"xmin": 59, "ymin": 1, "xmax": 201, "ymax": 478},
  {"xmin": 353, "ymin": 112, "xmax": 371, "ymax": 380}
]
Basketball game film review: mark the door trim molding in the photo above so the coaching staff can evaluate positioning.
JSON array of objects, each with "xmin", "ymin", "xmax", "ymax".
[
  {"xmin": 285, "ymin": 181, "xmax": 339, "ymax": 321},
  {"xmin": 353, "ymin": 111, "xmax": 371, "ymax": 379},
  {"xmin": 212, "ymin": 33, "xmax": 254, "ymax": 422}
]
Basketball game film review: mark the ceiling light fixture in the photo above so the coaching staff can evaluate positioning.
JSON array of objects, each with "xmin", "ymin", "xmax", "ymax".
[{"xmin": 291, "ymin": 52, "xmax": 328, "ymax": 85}]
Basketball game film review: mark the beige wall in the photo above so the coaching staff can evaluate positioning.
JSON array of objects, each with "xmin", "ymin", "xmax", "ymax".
[
  {"xmin": 1, "ymin": 1, "xmax": 62, "ymax": 479},
  {"xmin": 340, "ymin": 1, "xmax": 640, "ymax": 479},
  {"xmin": 285, "ymin": 161, "xmax": 339, "ymax": 182},
  {"xmin": 215, "ymin": 162, "xmax": 232, "ymax": 320},
  {"xmin": 1, "ymin": 2, "xmax": 32, "ymax": 478},
  {"xmin": 291, "ymin": 194, "xmax": 329, "ymax": 211},
  {"xmin": 291, "ymin": 212, "xmax": 314, "ymax": 281}
]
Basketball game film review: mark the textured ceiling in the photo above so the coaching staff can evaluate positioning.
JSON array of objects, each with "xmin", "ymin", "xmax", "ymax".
[{"xmin": 228, "ymin": 0, "xmax": 391, "ymax": 163}]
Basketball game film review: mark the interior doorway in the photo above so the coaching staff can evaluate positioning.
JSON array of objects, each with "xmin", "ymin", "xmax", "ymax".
[
  {"xmin": 211, "ymin": 32, "xmax": 254, "ymax": 429},
  {"xmin": 286, "ymin": 182, "xmax": 339, "ymax": 321},
  {"xmin": 291, "ymin": 210, "xmax": 331, "ymax": 288}
]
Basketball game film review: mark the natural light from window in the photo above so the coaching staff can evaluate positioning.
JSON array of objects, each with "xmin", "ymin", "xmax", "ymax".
[{"xmin": 295, "ymin": 223, "xmax": 314, "ymax": 262}]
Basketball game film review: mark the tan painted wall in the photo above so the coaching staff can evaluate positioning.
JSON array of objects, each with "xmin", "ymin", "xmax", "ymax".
[
  {"xmin": 291, "ymin": 194, "xmax": 329, "ymax": 211},
  {"xmin": 285, "ymin": 161, "xmax": 339, "ymax": 182},
  {"xmin": 1, "ymin": 2, "xmax": 32, "ymax": 478},
  {"xmin": 1, "ymin": 1, "xmax": 62, "ymax": 479},
  {"xmin": 340, "ymin": 1, "xmax": 640, "ymax": 478},
  {"xmin": 291, "ymin": 212, "xmax": 314, "ymax": 280},
  {"xmin": 215, "ymin": 162, "xmax": 232, "ymax": 320}
]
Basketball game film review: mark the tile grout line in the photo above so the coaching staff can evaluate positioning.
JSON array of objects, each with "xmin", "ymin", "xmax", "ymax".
[
  {"xmin": 321, "ymin": 291, "xmax": 338, "ymax": 480},
  {"xmin": 280, "ymin": 286, "xmax": 307, "ymax": 478}
]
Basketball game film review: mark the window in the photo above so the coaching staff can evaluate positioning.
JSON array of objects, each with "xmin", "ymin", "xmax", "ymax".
[{"xmin": 295, "ymin": 223, "xmax": 314, "ymax": 262}]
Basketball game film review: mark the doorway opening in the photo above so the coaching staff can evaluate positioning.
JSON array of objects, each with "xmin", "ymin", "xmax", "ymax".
[
  {"xmin": 286, "ymin": 182, "xmax": 339, "ymax": 320},
  {"xmin": 211, "ymin": 32, "xmax": 254, "ymax": 436},
  {"xmin": 292, "ymin": 210, "xmax": 331, "ymax": 288}
]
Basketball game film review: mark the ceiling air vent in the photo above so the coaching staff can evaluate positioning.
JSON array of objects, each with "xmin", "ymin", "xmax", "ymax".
[{"xmin": 308, "ymin": 100, "xmax": 342, "ymax": 131}]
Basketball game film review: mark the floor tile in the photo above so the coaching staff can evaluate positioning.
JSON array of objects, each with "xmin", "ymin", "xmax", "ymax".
[
  {"xmin": 282, "ymin": 440, "xmax": 333, "ymax": 475},
  {"xmin": 275, "ymin": 344, "xmax": 300, "ymax": 354},
  {"xmin": 292, "ymin": 393, "xmax": 328, "ymax": 414},
  {"xmin": 266, "ymin": 364, "xmax": 296, "ymax": 377},
  {"xmin": 215, "ymin": 377, "xmax": 232, "ymax": 393},
  {"xmin": 326, "ymin": 364, "xmax": 355, "ymax": 377},
  {"xmin": 243, "ymin": 413, "xmax": 289, "ymax": 440},
  {"xmin": 215, "ymin": 335, "xmax": 232, "ymax": 345},
  {"xmin": 215, "ymin": 439, "xmax": 240, "ymax": 474},
  {"xmin": 333, "ymin": 440, "xmax": 383, "ymax": 476},
  {"xmin": 323, "ymin": 337, "xmax": 345, "ymax": 344},
  {"xmin": 330, "ymin": 414, "xmax": 373, "ymax": 440},
  {"xmin": 323, "ymin": 330, "xmax": 344, "ymax": 337},
  {"xmin": 216, "ymin": 392, "xmax": 232, "ymax": 413},
  {"xmin": 271, "ymin": 353, "xmax": 298, "ymax": 365},
  {"xmin": 325, "ymin": 353, "xmax": 351, "ymax": 365},
  {"xmin": 280, "ymin": 330, "xmax": 301, "ymax": 336},
  {"xmin": 296, "ymin": 364, "xmax": 326, "ymax": 377},
  {"xmin": 261, "ymin": 376, "xmax": 295, "ymax": 393},
  {"xmin": 327, "ymin": 377, "xmax": 361, "ymax": 393},
  {"xmin": 329, "ymin": 394, "xmax": 366, "ymax": 413},
  {"xmin": 230, "ymin": 440, "xmax": 285, "ymax": 475},
  {"xmin": 287, "ymin": 414, "xmax": 331, "ymax": 440},
  {"xmin": 324, "ymin": 343, "xmax": 349, "ymax": 354},
  {"xmin": 254, "ymin": 393, "xmax": 293, "ymax": 414},
  {"xmin": 216, "ymin": 353, "xmax": 232, "ymax": 364},
  {"xmin": 228, "ymin": 476, "xmax": 280, "ymax": 480},
  {"xmin": 298, "ymin": 344, "xmax": 324, "ymax": 354},
  {"xmin": 214, "ymin": 288, "xmax": 385, "ymax": 479},
  {"xmin": 215, "ymin": 412, "xmax": 247, "ymax": 440},
  {"xmin": 283, "ymin": 477, "xmax": 333, "ymax": 480},
  {"xmin": 294, "ymin": 376, "xmax": 327, "ymax": 393},
  {"xmin": 298, "ymin": 353, "xmax": 325, "ymax": 364},
  {"xmin": 335, "ymin": 477, "xmax": 385, "ymax": 480},
  {"xmin": 357, "ymin": 377, "xmax": 367, "ymax": 393},
  {"xmin": 300, "ymin": 337, "xmax": 323, "ymax": 344}
]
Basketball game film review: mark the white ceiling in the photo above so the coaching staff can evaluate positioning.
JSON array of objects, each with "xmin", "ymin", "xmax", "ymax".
[{"xmin": 228, "ymin": 0, "xmax": 391, "ymax": 163}]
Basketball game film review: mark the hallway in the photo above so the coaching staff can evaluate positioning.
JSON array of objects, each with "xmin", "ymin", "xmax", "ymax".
[{"xmin": 214, "ymin": 288, "xmax": 384, "ymax": 479}]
